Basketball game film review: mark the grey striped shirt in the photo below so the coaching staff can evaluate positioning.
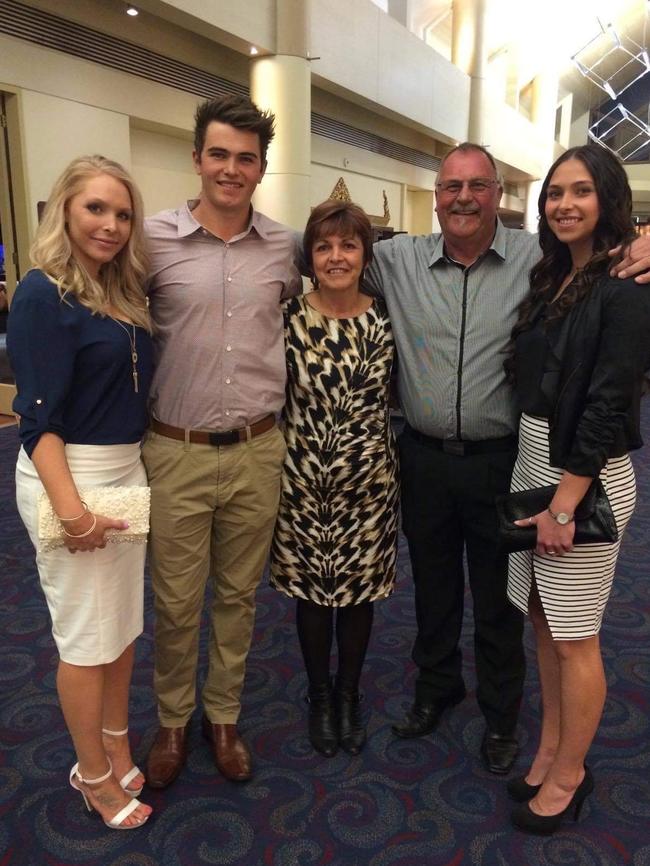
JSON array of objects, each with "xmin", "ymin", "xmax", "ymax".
[{"xmin": 365, "ymin": 219, "xmax": 540, "ymax": 440}]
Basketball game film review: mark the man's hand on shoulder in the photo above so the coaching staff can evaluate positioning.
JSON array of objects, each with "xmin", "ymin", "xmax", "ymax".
[{"xmin": 609, "ymin": 234, "xmax": 650, "ymax": 283}]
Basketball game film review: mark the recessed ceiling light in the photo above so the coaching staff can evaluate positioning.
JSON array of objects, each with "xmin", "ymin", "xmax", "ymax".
[
  {"xmin": 250, "ymin": 46, "xmax": 259, "ymax": 55},
  {"xmin": 126, "ymin": 6, "xmax": 139, "ymax": 16}
]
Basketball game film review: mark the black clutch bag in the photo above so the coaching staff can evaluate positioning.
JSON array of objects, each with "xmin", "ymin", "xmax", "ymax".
[{"xmin": 495, "ymin": 479, "xmax": 618, "ymax": 553}]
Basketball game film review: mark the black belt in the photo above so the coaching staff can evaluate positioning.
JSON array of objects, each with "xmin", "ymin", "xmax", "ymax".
[{"xmin": 405, "ymin": 425, "xmax": 517, "ymax": 456}]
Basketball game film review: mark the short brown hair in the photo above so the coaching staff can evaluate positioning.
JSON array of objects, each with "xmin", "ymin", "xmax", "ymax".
[
  {"xmin": 303, "ymin": 201, "xmax": 373, "ymax": 280},
  {"xmin": 193, "ymin": 94, "xmax": 275, "ymax": 163}
]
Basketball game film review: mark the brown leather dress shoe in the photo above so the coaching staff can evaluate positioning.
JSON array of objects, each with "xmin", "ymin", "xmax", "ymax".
[
  {"xmin": 201, "ymin": 714, "xmax": 252, "ymax": 782},
  {"xmin": 145, "ymin": 722, "xmax": 190, "ymax": 789}
]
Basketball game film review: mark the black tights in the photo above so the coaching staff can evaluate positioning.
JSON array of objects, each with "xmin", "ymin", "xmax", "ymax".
[{"xmin": 296, "ymin": 598, "xmax": 374, "ymax": 690}]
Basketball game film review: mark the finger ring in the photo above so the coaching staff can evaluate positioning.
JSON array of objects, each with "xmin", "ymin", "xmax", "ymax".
[{"xmin": 528, "ymin": 517, "xmax": 534, "ymax": 525}]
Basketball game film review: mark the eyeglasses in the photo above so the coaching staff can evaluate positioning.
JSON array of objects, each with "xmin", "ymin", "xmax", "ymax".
[{"xmin": 436, "ymin": 178, "xmax": 498, "ymax": 195}]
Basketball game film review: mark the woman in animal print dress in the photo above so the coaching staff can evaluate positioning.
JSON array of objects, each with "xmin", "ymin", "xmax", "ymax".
[{"xmin": 270, "ymin": 200, "xmax": 398, "ymax": 757}]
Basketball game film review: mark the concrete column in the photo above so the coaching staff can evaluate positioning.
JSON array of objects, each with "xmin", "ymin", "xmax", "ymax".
[
  {"xmin": 530, "ymin": 66, "xmax": 559, "ymax": 190},
  {"xmin": 388, "ymin": 0, "xmax": 409, "ymax": 27},
  {"xmin": 557, "ymin": 93, "xmax": 573, "ymax": 149},
  {"xmin": 250, "ymin": 0, "xmax": 311, "ymax": 230},
  {"xmin": 524, "ymin": 179, "xmax": 542, "ymax": 233},
  {"xmin": 452, "ymin": 0, "xmax": 488, "ymax": 144},
  {"xmin": 530, "ymin": 68, "xmax": 558, "ymax": 137}
]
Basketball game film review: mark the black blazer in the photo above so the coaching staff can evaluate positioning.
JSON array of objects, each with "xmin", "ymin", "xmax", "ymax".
[{"xmin": 524, "ymin": 275, "xmax": 650, "ymax": 477}]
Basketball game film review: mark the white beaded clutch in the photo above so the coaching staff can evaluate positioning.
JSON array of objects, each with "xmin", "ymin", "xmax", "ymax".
[{"xmin": 38, "ymin": 486, "xmax": 151, "ymax": 552}]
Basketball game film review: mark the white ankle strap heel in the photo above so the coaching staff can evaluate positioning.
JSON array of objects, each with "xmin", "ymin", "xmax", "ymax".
[
  {"xmin": 101, "ymin": 727, "xmax": 144, "ymax": 797},
  {"xmin": 69, "ymin": 759, "xmax": 149, "ymax": 830}
]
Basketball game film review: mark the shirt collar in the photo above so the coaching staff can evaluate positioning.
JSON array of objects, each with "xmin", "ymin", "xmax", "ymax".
[
  {"xmin": 429, "ymin": 216, "xmax": 508, "ymax": 268},
  {"xmin": 176, "ymin": 200, "xmax": 268, "ymax": 241}
]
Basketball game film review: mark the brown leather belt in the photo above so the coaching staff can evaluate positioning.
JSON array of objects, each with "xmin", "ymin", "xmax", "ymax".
[{"xmin": 151, "ymin": 414, "xmax": 276, "ymax": 446}]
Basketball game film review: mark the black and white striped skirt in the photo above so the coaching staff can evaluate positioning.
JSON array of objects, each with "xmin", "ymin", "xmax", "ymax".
[{"xmin": 507, "ymin": 413, "xmax": 636, "ymax": 640}]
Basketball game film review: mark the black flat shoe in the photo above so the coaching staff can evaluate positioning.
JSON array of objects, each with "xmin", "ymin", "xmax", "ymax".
[
  {"xmin": 507, "ymin": 775, "xmax": 542, "ymax": 802},
  {"xmin": 335, "ymin": 688, "xmax": 366, "ymax": 755},
  {"xmin": 511, "ymin": 766, "xmax": 594, "ymax": 835},
  {"xmin": 391, "ymin": 687, "xmax": 466, "ymax": 739},
  {"xmin": 481, "ymin": 730, "xmax": 519, "ymax": 775},
  {"xmin": 306, "ymin": 682, "xmax": 338, "ymax": 757}
]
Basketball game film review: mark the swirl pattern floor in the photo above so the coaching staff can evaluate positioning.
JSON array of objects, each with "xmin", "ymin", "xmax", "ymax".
[{"xmin": 1, "ymin": 410, "xmax": 649, "ymax": 866}]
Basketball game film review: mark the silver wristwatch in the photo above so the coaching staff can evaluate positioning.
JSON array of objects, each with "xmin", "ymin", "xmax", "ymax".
[{"xmin": 547, "ymin": 506, "xmax": 574, "ymax": 525}]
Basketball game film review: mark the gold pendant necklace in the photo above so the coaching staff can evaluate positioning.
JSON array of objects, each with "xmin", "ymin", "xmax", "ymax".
[{"xmin": 110, "ymin": 317, "xmax": 139, "ymax": 393}]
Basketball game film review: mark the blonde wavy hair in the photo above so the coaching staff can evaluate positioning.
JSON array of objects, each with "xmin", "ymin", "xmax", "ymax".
[{"xmin": 30, "ymin": 155, "xmax": 152, "ymax": 332}]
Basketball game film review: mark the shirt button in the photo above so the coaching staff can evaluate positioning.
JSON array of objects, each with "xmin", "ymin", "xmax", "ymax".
[
  {"xmin": 226, "ymin": 345, "xmax": 232, "ymax": 352},
  {"xmin": 227, "ymin": 276, "xmax": 232, "ymax": 282},
  {"xmin": 225, "ymin": 410, "xmax": 231, "ymax": 416},
  {"xmin": 227, "ymin": 311, "xmax": 233, "ymax": 318},
  {"xmin": 36, "ymin": 398, "xmax": 43, "ymax": 405},
  {"xmin": 225, "ymin": 377, "xmax": 231, "ymax": 384}
]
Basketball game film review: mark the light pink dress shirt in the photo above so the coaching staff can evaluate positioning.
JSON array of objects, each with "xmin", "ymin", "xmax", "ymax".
[{"xmin": 146, "ymin": 201, "xmax": 302, "ymax": 431}]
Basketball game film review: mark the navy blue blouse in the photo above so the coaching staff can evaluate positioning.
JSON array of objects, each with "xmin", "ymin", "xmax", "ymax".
[{"xmin": 8, "ymin": 269, "xmax": 154, "ymax": 457}]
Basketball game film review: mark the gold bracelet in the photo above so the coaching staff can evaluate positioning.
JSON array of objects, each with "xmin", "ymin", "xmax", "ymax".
[
  {"xmin": 56, "ymin": 500, "xmax": 89, "ymax": 523},
  {"xmin": 62, "ymin": 513, "xmax": 97, "ymax": 539}
]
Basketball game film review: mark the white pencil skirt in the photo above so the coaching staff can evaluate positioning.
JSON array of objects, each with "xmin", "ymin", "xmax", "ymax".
[
  {"xmin": 507, "ymin": 414, "xmax": 636, "ymax": 640},
  {"xmin": 16, "ymin": 443, "xmax": 147, "ymax": 665}
]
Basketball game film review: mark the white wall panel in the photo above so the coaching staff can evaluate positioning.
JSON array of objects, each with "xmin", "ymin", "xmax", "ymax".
[
  {"xmin": 311, "ymin": 0, "xmax": 469, "ymax": 143},
  {"xmin": 130, "ymin": 127, "xmax": 199, "ymax": 217},
  {"xmin": 20, "ymin": 89, "xmax": 130, "ymax": 236}
]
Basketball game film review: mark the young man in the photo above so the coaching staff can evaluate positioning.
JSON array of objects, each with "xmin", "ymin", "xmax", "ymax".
[{"xmin": 143, "ymin": 94, "xmax": 302, "ymax": 788}]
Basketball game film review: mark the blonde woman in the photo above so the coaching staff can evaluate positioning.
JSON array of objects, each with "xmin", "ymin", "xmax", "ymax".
[{"xmin": 8, "ymin": 155, "xmax": 154, "ymax": 829}]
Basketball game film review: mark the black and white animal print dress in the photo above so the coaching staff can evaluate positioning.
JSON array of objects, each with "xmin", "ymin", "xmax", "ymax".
[{"xmin": 269, "ymin": 293, "xmax": 399, "ymax": 607}]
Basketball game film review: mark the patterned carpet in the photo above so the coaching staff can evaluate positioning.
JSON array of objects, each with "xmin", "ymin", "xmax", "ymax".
[{"xmin": 1, "ymin": 409, "xmax": 649, "ymax": 866}]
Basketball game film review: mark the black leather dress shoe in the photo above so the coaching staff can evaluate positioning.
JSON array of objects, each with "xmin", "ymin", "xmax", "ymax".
[
  {"xmin": 481, "ymin": 729, "xmax": 519, "ymax": 774},
  {"xmin": 392, "ymin": 688, "xmax": 466, "ymax": 739}
]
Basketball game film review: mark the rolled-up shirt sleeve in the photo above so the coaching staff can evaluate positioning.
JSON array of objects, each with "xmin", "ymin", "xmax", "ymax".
[{"xmin": 7, "ymin": 273, "xmax": 77, "ymax": 457}]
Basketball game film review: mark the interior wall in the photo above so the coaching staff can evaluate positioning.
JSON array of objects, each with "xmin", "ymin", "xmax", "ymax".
[
  {"xmin": 311, "ymin": 163, "xmax": 403, "ymax": 229},
  {"xmin": 310, "ymin": 0, "xmax": 469, "ymax": 144},
  {"xmin": 311, "ymin": 134, "xmax": 436, "ymax": 232},
  {"xmin": 0, "ymin": 34, "xmax": 199, "ymax": 147},
  {"xmin": 20, "ymin": 90, "xmax": 131, "ymax": 236},
  {"xmin": 404, "ymin": 188, "xmax": 434, "ymax": 235},
  {"xmin": 130, "ymin": 126, "xmax": 199, "ymax": 217}
]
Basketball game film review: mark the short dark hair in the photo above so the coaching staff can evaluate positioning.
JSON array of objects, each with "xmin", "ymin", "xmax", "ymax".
[
  {"xmin": 303, "ymin": 201, "xmax": 374, "ymax": 280},
  {"xmin": 193, "ymin": 94, "xmax": 276, "ymax": 164},
  {"xmin": 438, "ymin": 142, "xmax": 500, "ymax": 181}
]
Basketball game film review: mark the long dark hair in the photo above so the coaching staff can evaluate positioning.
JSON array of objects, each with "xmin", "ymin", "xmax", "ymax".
[{"xmin": 504, "ymin": 145, "xmax": 635, "ymax": 380}]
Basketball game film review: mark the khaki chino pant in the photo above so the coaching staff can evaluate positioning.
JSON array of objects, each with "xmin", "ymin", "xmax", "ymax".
[{"xmin": 142, "ymin": 426, "xmax": 286, "ymax": 725}]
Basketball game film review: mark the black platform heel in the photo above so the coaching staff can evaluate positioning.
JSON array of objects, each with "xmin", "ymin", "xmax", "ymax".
[
  {"xmin": 507, "ymin": 775, "xmax": 542, "ymax": 803},
  {"xmin": 510, "ymin": 766, "xmax": 594, "ymax": 835}
]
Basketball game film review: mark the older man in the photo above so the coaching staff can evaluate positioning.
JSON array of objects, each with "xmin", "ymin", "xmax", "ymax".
[{"xmin": 365, "ymin": 141, "xmax": 650, "ymax": 774}]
